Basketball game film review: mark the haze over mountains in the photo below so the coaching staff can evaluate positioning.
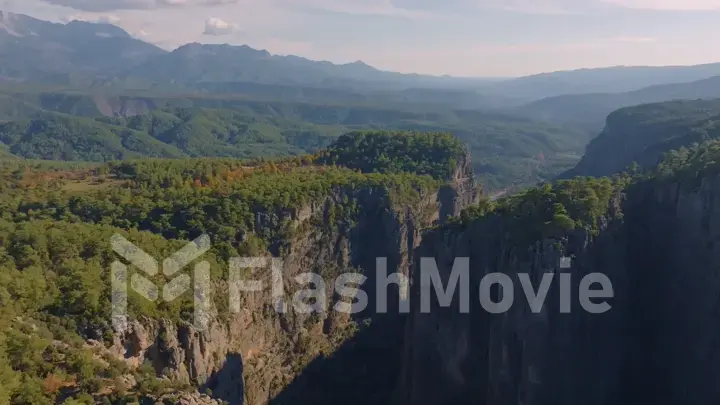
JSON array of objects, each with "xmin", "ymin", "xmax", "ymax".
[
  {"xmin": 2, "ymin": 10, "xmax": 720, "ymax": 107},
  {"xmin": 3, "ymin": 9, "xmax": 720, "ymax": 190},
  {"xmin": 519, "ymin": 75, "xmax": 720, "ymax": 131},
  {"xmin": 8, "ymin": 7, "xmax": 720, "ymax": 405}
]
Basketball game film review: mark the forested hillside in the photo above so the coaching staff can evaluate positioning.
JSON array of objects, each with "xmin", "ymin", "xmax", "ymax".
[
  {"xmin": 7, "ymin": 7, "xmax": 720, "ymax": 405},
  {"xmin": 0, "ymin": 112, "xmax": 185, "ymax": 161},
  {"xmin": 0, "ymin": 108, "xmax": 342, "ymax": 161},
  {"xmin": 520, "ymin": 75, "xmax": 720, "ymax": 131},
  {"xmin": 563, "ymin": 99, "xmax": 720, "ymax": 178},
  {"xmin": 487, "ymin": 63, "xmax": 720, "ymax": 100},
  {"xmin": 317, "ymin": 131, "xmax": 468, "ymax": 181},
  {"xmin": 402, "ymin": 130, "xmax": 720, "ymax": 405},
  {"xmin": 4, "ymin": 122, "xmax": 720, "ymax": 405},
  {"xmin": 0, "ymin": 131, "xmax": 475, "ymax": 405},
  {"xmin": 0, "ymin": 96, "xmax": 591, "ymax": 190}
]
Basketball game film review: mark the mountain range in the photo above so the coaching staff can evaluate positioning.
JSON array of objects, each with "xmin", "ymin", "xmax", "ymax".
[
  {"xmin": 6, "ymin": 9, "xmax": 720, "ymax": 192},
  {"xmin": 4, "ymin": 9, "xmax": 720, "ymax": 109},
  {"xmin": 518, "ymin": 75, "xmax": 720, "ymax": 131},
  {"xmin": 0, "ymin": 10, "xmax": 162, "ymax": 85},
  {"xmin": 562, "ymin": 98, "xmax": 720, "ymax": 178}
]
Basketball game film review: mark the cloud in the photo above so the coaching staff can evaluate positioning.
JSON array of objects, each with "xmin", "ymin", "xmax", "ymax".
[
  {"xmin": 481, "ymin": 0, "xmax": 581, "ymax": 14},
  {"xmin": 396, "ymin": 0, "xmax": 720, "ymax": 14},
  {"xmin": 611, "ymin": 36, "xmax": 657, "ymax": 43},
  {"xmin": 62, "ymin": 12, "xmax": 121, "ymax": 24},
  {"xmin": 280, "ymin": 0, "xmax": 438, "ymax": 18},
  {"xmin": 389, "ymin": 0, "xmax": 583, "ymax": 15},
  {"xmin": 257, "ymin": 38, "xmax": 314, "ymax": 55},
  {"xmin": 203, "ymin": 17, "xmax": 237, "ymax": 35},
  {"xmin": 600, "ymin": 0, "xmax": 720, "ymax": 10},
  {"xmin": 40, "ymin": 0, "xmax": 241, "ymax": 12}
]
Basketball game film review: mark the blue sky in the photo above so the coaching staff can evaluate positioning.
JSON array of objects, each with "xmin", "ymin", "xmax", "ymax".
[{"xmin": 4, "ymin": 0, "xmax": 720, "ymax": 77}]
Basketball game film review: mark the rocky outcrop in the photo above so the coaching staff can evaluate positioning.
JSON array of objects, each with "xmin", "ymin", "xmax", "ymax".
[
  {"xmin": 111, "ymin": 317, "xmax": 232, "ymax": 385},
  {"xmin": 110, "ymin": 168, "xmax": 480, "ymax": 405},
  {"xmin": 163, "ymin": 392, "xmax": 223, "ymax": 405},
  {"xmin": 619, "ymin": 174, "xmax": 720, "ymax": 404},
  {"xmin": 438, "ymin": 149, "xmax": 481, "ymax": 221},
  {"xmin": 399, "ymin": 199, "xmax": 629, "ymax": 405},
  {"xmin": 398, "ymin": 172, "xmax": 720, "ymax": 405},
  {"xmin": 92, "ymin": 95, "xmax": 157, "ymax": 117},
  {"xmin": 561, "ymin": 99, "xmax": 720, "ymax": 179}
]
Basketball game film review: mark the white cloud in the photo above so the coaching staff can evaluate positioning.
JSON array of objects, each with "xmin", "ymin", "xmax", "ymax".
[
  {"xmin": 203, "ymin": 17, "xmax": 237, "ymax": 35},
  {"xmin": 611, "ymin": 36, "xmax": 657, "ymax": 43},
  {"xmin": 40, "ymin": 0, "xmax": 241, "ymax": 12},
  {"xmin": 482, "ymin": 0, "xmax": 581, "ymax": 14},
  {"xmin": 280, "ymin": 0, "xmax": 438, "ymax": 18},
  {"xmin": 600, "ymin": 0, "xmax": 720, "ymax": 10},
  {"xmin": 428, "ymin": 0, "xmax": 720, "ymax": 14},
  {"xmin": 63, "ymin": 13, "xmax": 121, "ymax": 23}
]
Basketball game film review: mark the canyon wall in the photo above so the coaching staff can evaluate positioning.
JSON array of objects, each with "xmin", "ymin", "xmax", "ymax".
[
  {"xmin": 400, "ymin": 173, "xmax": 720, "ymax": 405},
  {"xmin": 110, "ymin": 157, "xmax": 479, "ymax": 405}
]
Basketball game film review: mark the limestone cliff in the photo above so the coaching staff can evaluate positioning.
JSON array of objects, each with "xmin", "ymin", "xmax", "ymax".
[
  {"xmin": 562, "ymin": 99, "xmax": 720, "ymax": 179},
  {"xmin": 399, "ymin": 172, "xmax": 720, "ymax": 405},
  {"xmin": 109, "ymin": 163, "xmax": 479, "ymax": 405}
]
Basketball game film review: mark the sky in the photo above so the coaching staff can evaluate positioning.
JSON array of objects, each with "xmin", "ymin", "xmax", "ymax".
[{"xmin": 3, "ymin": 0, "xmax": 720, "ymax": 77}]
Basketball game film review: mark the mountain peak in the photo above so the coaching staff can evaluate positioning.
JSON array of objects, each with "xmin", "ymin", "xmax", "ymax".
[
  {"xmin": 0, "ymin": 10, "xmax": 19, "ymax": 23},
  {"xmin": 0, "ymin": 10, "xmax": 36, "ymax": 37},
  {"xmin": 173, "ymin": 42, "xmax": 271, "ymax": 58},
  {"xmin": 348, "ymin": 60, "xmax": 370, "ymax": 67},
  {"xmin": 65, "ymin": 19, "xmax": 131, "ymax": 38},
  {"xmin": 1, "ymin": 10, "xmax": 130, "ymax": 39}
]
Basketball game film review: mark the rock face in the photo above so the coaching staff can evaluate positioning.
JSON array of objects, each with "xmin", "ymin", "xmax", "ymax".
[
  {"xmin": 561, "ymin": 99, "xmax": 720, "ymax": 179},
  {"xmin": 398, "ymin": 172, "xmax": 720, "ymax": 405},
  {"xmin": 620, "ymin": 175, "xmax": 720, "ymax": 404},
  {"xmin": 110, "ymin": 166, "xmax": 480, "ymax": 405},
  {"xmin": 399, "ymin": 200, "xmax": 629, "ymax": 405},
  {"xmin": 438, "ymin": 149, "xmax": 481, "ymax": 221},
  {"xmin": 159, "ymin": 392, "xmax": 223, "ymax": 405},
  {"xmin": 112, "ymin": 317, "xmax": 232, "ymax": 386},
  {"xmin": 92, "ymin": 95, "xmax": 157, "ymax": 117}
]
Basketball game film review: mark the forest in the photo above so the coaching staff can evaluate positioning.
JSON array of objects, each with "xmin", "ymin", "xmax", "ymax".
[
  {"xmin": 0, "ymin": 130, "xmax": 469, "ymax": 405},
  {"xmin": 0, "ymin": 89, "xmax": 591, "ymax": 191},
  {"xmin": 6, "ymin": 9, "xmax": 720, "ymax": 405},
  {"xmin": 4, "ymin": 107, "xmax": 720, "ymax": 404}
]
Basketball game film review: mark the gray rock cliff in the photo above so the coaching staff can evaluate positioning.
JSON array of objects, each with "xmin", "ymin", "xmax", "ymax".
[
  {"xmin": 109, "ymin": 163, "xmax": 480, "ymax": 405},
  {"xmin": 399, "ymin": 173, "xmax": 720, "ymax": 405}
]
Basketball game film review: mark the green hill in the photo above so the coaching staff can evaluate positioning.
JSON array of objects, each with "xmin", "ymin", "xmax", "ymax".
[
  {"xmin": 0, "ymin": 108, "xmax": 348, "ymax": 162},
  {"xmin": 0, "ymin": 112, "xmax": 184, "ymax": 161},
  {"xmin": 563, "ymin": 99, "xmax": 720, "ymax": 178},
  {"xmin": 99, "ymin": 108, "xmax": 345, "ymax": 157},
  {"xmin": 318, "ymin": 131, "xmax": 468, "ymax": 181},
  {"xmin": 519, "ymin": 75, "xmax": 720, "ymax": 131},
  {"xmin": 0, "ymin": 97, "xmax": 591, "ymax": 190}
]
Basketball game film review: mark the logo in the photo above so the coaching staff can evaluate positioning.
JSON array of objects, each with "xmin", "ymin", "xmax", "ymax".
[
  {"xmin": 107, "ymin": 232, "xmax": 612, "ymax": 332},
  {"xmin": 110, "ymin": 234, "xmax": 212, "ymax": 333}
]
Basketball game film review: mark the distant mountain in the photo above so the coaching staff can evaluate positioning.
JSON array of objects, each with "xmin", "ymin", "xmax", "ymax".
[
  {"xmin": 487, "ymin": 64, "xmax": 720, "ymax": 100},
  {"xmin": 0, "ymin": 108, "xmax": 345, "ymax": 161},
  {"xmin": 0, "ymin": 92, "xmax": 591, "ymax": 189},
  {"xmin": 562, "ymin": 99, "xmax": 720, "ymax": 178},
  {"xmin": 0, "ymin": 11, "xmax": 517, "ymax": 106},
  {"xmin": 519, "ymin": 75, "xmax": 720, "ymax": 131},
  {"xmin": 0, "ymin": 11, "xmax": 164, "ymax": 84},
  {"xmin": 0, "ymin": 111, "xmax": 185, "ymax": 161},
  {"xmin": 124, "ymin": 42, "xmax": 502, "ymax": 93},
  {"xmin": 5, "ymin": 10, "xmax": 720, "ymax": 107}
]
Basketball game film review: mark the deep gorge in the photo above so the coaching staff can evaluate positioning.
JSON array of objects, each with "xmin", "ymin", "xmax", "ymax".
[{"xmin": 104, "ymin": 155, "xmax": 720, "ymax": 405}]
